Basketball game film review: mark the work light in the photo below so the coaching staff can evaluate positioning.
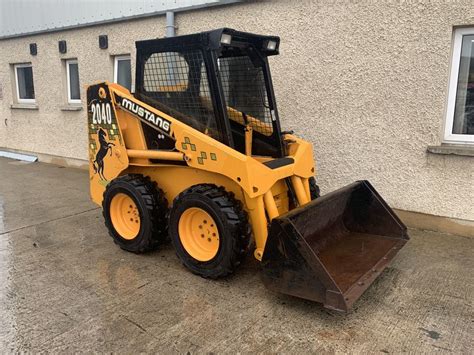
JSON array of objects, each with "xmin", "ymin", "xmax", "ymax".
[
  {"xmin": 220, "ymin": 34, "xmax": 232, "ymax": 45},
  {"xmin": 267, "ymin": 40, "xmax": 277, "ymax": 51}
]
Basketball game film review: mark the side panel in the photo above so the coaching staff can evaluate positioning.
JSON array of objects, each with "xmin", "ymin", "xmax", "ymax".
[
  {"xmin": 107, "ymin": 85, "xmax": 315, "ymax": 199},
  {"xmin": 87, "ymin": 83, "xmax": 129, "ymax": 205},
  {"xmin": 126, "ymin": 165, "xmax": 245, "ymax": 206}
]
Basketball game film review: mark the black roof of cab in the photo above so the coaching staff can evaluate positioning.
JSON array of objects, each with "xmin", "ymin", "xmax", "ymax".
[{"xmin": 135, "ymin": 28, "xmax": 280, "ymax": 56}]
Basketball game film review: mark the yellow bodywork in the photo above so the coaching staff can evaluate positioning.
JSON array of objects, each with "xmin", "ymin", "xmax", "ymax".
[{"xmin": 88, "ymin": 82, "xmax": 316, "ymax": 260}]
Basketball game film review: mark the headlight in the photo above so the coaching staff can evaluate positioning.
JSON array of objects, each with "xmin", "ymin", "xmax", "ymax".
[
  {"xmin": 267, "ymin": 40, "xmax": 277, "ymax": 51},
  {"xmin": 220, "ymin": 34, "xmax": 232, "ymax": 45}
]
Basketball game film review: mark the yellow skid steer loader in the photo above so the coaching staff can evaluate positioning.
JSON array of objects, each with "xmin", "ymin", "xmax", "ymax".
[{"xmin": 87, "ymin": 28, "xmax": 408, "ymax": 312}]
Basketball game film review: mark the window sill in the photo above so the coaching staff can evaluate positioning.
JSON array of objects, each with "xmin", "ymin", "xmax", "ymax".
[
  {"xmin": 427, "ymin": 144, "xmax": 474, "ymax": 157},
  {"xmin": 60, "ymin": 105, "xmax": 83, "ymax": 111},
  {"xmin": 10, "ymin": 103, "xmax": 38, "ymax": 110}
]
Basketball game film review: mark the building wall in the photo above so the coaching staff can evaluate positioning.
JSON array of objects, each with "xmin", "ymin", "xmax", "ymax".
[{"xmin": 0, "ymin": 0, "xmax": 473, "ymax": 221}]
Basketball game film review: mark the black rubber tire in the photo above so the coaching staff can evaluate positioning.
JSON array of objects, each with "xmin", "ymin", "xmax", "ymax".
[
  {"xmin": 169, "ymin": 184, "xmax": 251, "ymax": 279},
  {"xmin": 102, "ymin": 174, "xmax": 168, "ymax": 253},
  {"xmin": 309, "ymin": 177, "xmax": 321, "ymax": 200}
]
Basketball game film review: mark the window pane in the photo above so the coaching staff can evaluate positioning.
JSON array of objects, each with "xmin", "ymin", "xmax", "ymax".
[
  {"xmin": 139, "ymin": 50, "xmax": 222, "ymax": 142},
  {"xmin": 143, "ymin": 52, "xmax": 188, "ymax": 92},
  {"xmin": 453, "ymin": 35, "xmax": 474, "ymax": 135},
  {"xmin": 218, "ymin": 55, "xmax": 273, "ymax": 136},
  {"xmin": 68, "ymin": 63, "xmax": 80, "ymax": 100},
  {"xmin": 17, "ymin": 66, "xmax": 35, "ymax": 100},
  {"xmin": 117, "ymin": 59, "xmax": 131, "ymax": 90}
]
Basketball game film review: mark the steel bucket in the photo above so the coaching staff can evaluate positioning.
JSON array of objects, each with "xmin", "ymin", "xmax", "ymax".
[{"xmin": 261, "ymin": 180, "xmax": 409, "ymax": 312}]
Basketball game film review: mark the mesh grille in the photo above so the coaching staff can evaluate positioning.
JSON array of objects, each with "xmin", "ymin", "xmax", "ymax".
[
  {"xmin": 218, "ymin": 56, "xmax": 273, "ymax": 136},
  {"xmin": 141, "ymin": 50, "xmax": 222, "ymax": 141}
]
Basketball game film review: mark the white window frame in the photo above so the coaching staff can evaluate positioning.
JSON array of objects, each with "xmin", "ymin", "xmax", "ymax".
[
  {"xmin": 113, "ymin": 55, "xmax": 132, "ymax": 90},
  {"xmin": 14, "ymin": 63, "xmax": 35, "ymax": 104},
  {"xmin": 445, "ymin": 28, "xmax": 474, "ymax": 144},
  {"xmin": 66, "ymin": 59, "xmax": 81, "ymax": 104}
]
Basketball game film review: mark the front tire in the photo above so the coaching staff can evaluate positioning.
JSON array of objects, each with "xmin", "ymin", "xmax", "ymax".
[
  {"xmin": 169, "ymin": 184, "xmax": 251, "ymax": 279},
  {"xmin": 102, "ymin": 174, "xmax": 168, "ymax": 253}
]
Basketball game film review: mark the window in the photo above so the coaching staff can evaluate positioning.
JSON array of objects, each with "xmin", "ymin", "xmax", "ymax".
[
  {"xmin": 143, "ymin": 52, "xmax": 188, "ymax": 92},
  {"xmin": 138, "ymin": 50, "xmax": 222, "ymax": 141},
  {"xmin": 445, "ymin": 28, "xmax": 474, "ymax": 143},
  {"xmin": 14, "ymin": 63, "xmax": 35, "ymax": 103},
  {"xmin": 114, "ymin": 55, "xmax": 132, "ymax": 91},
  {"xmin": 66, "ymin": 59, "xmax": 81, "ymax": 103},
  {"xmin": 218, "ymin": 55, "xmax": 273, "ymax": 136}
]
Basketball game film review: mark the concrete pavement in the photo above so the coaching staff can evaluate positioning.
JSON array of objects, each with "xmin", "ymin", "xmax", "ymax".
[{"xmin": 0, "ymin": 157, "xmax": 472, "ymax": 352}]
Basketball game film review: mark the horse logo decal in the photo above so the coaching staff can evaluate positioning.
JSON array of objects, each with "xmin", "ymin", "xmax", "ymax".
[{"xmin": 93, "ymin": 128, "xmax": 115, "ymax": 180}]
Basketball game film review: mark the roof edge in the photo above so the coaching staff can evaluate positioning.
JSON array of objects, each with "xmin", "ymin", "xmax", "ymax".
[{"xmin": 0, "ymin": 0, "xmax": 241, "ymax": 40}]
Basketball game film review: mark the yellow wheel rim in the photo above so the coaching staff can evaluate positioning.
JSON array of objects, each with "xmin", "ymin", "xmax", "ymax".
[
  {"xmin": 178, "ymin": 207, "xmax": 220, "ymax": 262},
  {"xmin": 110, "ymin": 193, "xmax": 141, "ymax": 240}
]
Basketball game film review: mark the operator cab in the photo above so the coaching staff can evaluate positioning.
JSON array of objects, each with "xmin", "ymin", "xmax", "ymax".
[{"xmin": 134, "ymin": 28, "xmax": 283, "ymax": 158}]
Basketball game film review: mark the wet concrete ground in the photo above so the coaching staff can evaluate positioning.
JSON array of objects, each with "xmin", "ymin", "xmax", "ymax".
[{"xmin": 0, "ymin": 157, "xmax": 472, "ymax": 353}]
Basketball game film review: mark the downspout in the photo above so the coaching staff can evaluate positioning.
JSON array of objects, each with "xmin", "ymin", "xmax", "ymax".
[
  {"xmin": 166, "ymin": 11, "xmax": 175, "ymax": 37},
  {"xmin": 165, "ymin": 11, "xmax": 176, "ymax": 85}
]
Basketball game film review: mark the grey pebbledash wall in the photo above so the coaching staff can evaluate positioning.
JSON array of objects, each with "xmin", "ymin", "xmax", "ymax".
[{"xmin": 0, "ymin": 0, "xmax": 473, "ymax": 222}]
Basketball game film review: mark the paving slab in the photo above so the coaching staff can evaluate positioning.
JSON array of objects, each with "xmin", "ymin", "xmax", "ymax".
[{"xmin": 0, "ymin": 157, "xmax": 472, "ymax": 353}]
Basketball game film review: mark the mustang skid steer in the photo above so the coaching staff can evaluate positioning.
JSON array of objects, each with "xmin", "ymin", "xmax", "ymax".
[{"xmin": 87, "ymin": 29, "xmax": 408, "ymax": 312}]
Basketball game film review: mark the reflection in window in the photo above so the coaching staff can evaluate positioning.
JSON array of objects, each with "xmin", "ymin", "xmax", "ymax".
[
  {"xmin": 114, "ymin": 55, "xmax": 132, "ymax": 91},
  {"xmin": 15, "ymin": 64, "xmax": 35, "ymax": 103},
  {"xmin": 66, "ymin": 59, "xmax": 81, "ymax": 103}
]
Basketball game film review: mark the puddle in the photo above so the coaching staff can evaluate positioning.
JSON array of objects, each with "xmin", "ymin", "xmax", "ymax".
[{"xmin": 419, "ymin": 327, "xmax": 441, "ymax": 340}]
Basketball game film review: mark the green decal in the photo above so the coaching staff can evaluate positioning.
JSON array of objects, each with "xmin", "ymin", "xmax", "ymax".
[
  {"xmin": 180, "ymin": 137, "xmax": 217, "ymax": 165},
  {"xmin": 197, "ymin": 151, "xmax": 209, "ymax": 165},
  {"xmin": 181, "ymin": 137, "xmax": 196, "ymax": 151}
]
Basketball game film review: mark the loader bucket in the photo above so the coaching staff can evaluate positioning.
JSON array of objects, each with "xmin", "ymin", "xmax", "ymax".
[{"xmin": 261, "ymin": 180, "xmax": 408, "ymax": 312}]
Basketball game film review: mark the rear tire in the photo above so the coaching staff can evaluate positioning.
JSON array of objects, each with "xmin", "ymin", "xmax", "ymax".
[
  {"xmin": 169, "ymin": 184, "xmax": 251, "ymax": 279},
  {"xmin": 102, "ymin": 174, "xmax": 168, "ymax": 253},
  {"xmin": 309, "ymin": 177, "xmax": 321, "ymax": 200}
]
